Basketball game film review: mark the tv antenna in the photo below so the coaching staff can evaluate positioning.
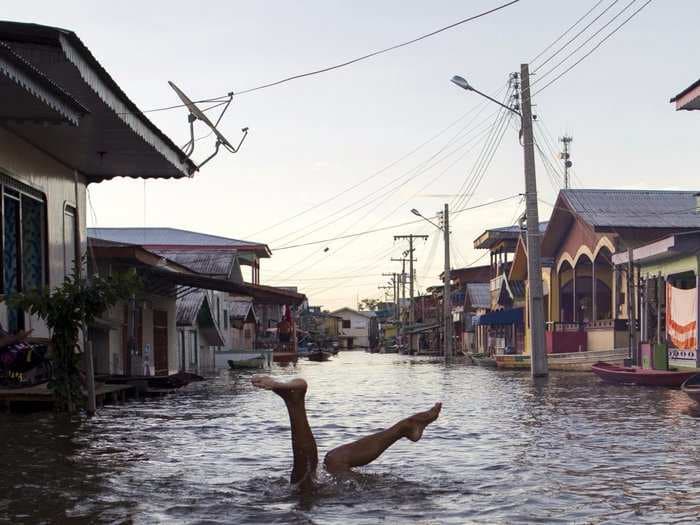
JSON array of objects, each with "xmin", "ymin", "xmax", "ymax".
[{"xmin": 168, "ymin": 81, "xmax": 249, "ymax": 170}]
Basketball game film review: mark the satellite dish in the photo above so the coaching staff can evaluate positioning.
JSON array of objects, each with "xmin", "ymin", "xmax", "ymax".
[{"xmin": 168, "ymin": 81, "xmax": 249, "ymax": 170}]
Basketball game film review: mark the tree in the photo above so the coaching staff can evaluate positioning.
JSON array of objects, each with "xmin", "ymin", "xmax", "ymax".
[
  {"xmin": 359, "ymin": 298, "xmax": 380, "ymax": 311},
  {"xmin": 8, "ymin": 269, "xmax": 140, "ymax": 412}
]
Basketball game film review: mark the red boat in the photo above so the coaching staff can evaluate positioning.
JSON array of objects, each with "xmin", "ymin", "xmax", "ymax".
[
  {"xmin": 681, "ymin": 374, "xmax": 700, "ymax": 403},
  {"xmin": 591, "ymin": 361, "xmax": 698, "ymax": 387}
]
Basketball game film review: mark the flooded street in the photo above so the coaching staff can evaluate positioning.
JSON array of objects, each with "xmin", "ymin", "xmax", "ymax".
[{"xmin": 2, "ymin": 352, "xmax": 700, "ymax": 524}]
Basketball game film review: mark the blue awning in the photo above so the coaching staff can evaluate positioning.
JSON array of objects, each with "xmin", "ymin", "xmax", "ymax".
[{"xmin": 475, "ymin": 307, "xmax": 523, "ymax": 326}]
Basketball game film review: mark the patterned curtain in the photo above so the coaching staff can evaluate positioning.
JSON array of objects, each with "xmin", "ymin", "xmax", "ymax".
[
  {"xmin": 3, "ymin": 195, "xmax": 20, "ymax": 331},
  {"xmin": 21, "ymin": 196, "xmax": 44, "ymax": 291}
]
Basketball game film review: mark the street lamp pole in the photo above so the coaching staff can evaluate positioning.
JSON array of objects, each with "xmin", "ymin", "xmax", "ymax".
[
  {"xmin": 451, "ymin": 66, "xmax": 548, "ymax": 377},
  {"xmin": 411, "ymin": 206, "xmax": 452, "ymax": 360}
]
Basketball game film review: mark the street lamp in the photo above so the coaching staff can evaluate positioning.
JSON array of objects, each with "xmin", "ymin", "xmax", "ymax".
[
  {"xmin": 451, "ymin": 68, "xmax": 548, "ymax": 377},
  {"xmin": 412, "ymin": 206, "xmax": 452, "ymax": 361}
]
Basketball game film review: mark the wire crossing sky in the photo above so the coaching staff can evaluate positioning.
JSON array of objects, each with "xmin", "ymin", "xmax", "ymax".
[{"xmin": 8, "ymin": 0, "xmax": 694, "ymax": 310}]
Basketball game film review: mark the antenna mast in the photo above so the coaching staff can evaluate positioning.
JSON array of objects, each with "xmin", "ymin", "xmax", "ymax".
[{"xmin": 559, "ymin": 135, "xmax": 573, "ymax": 189}]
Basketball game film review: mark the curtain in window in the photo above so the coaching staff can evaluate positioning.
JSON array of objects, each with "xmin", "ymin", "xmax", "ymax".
[
  {"xmin": 21, "ymin": 197, "xmax": 43, "ymax": 291},
  {"xmin": 4, "ymin": 196, "xmax": 20, "ymax": 331}
]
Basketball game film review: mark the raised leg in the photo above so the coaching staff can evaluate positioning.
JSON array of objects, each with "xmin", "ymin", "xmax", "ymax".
[
  {"xmin": 252, "ymin": 375, "xmax": 318, "ymax": 490},
  {"xmin": 323, "ymin": 402, "xmax": 442, "ymax": 473}
]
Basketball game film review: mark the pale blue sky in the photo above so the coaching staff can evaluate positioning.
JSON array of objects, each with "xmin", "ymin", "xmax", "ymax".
[{"xmin": 5, "ymin": 1, "xmax": 698, "ymax": 309}]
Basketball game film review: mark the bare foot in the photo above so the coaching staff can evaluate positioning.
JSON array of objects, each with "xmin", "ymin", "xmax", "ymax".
[
  {"xmin": 251, "ymin": 375, "xmax": 307, "ymax": 402},
  {"xmin": 403, "ymin": 402, "xmax": 442, "ymax": 442}
]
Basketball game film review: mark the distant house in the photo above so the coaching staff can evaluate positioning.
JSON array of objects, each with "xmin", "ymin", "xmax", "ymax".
[
  {"xmin": 0, "ymin": 21, "xmax": 196, "ymax": 336},
  {"xmin": 670, "ymin": 78, "xmax": 700, "ymax": 111},
  {"xmin": 332, "ymin": 307, "xmax": 378, "ymax": 350}
]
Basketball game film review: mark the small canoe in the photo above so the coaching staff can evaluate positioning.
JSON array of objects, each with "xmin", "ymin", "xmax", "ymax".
[
  {"xmin": 681, "ymin": 374, "xmax": 700, "ymax": 404},
  {"xmin": 306, "ymin": 350, "xmax": 332, "ymax": 362},
  {"xmin": 472, "ymin": 354, "xmax": 497, "ymax": 368},
  {"xmin": 591, "ymin": 361, "xmax": 698, "ymax": 387},
  {"xmin": 227, "ymin": 356, "xmax": 266, "ymax": 369}
]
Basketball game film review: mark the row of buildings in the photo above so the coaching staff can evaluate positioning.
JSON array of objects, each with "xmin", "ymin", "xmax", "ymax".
[
  {"xmin": 0, "ymin": 21, "xmax": 306, "ymax": 379},
  {"xmin": 419, "ymin": 78, "xmax": 700, "ymax": 371}
]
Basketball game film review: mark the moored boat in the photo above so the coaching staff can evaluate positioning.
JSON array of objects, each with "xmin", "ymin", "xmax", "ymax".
[
  {"xmin": 472, "ymin": 354, "xmax": 497, "ymax": 368},
  {"xmin": 306, "ymin": 350, "xmax": 332, "ymax": 362},
  {"xmin": 681, "ymin": 374, "xmax": 700, "ymax": 403},
  {"xmin": 227, "ymin": 354, "xmax": 266, "ymax": 369},
  {"xmin": 591, "ymin": 361, "xmax": 698, "ymax": 387}
]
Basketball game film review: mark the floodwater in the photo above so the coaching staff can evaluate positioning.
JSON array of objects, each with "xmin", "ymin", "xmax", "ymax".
[{"xmin": 1, "ymin": 353, "xmax": 699, "ymax": 524}]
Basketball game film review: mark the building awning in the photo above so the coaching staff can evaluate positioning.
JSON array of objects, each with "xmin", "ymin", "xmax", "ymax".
[
  {"xmin": 143, "ymin": 266, "xmax": 306, "ymax": 306},
  {"xmin": 0, "ymin": 22, "xmax": 196, "ymax": 182},
  {"xmin": 475, "ymin": 307, "xmax": 523, "ymax": 326}
]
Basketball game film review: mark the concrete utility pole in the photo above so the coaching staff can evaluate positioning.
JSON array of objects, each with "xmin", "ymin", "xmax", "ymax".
[
  {"xmin": 441, "ymin": 204, "xmax": 452, "ymax": 360},
  {"xmin": 520, "ymin": 63, "xmax": 548, "ymax": 377},
  {"xmin": 560, "ymin": 135, "xmax": 573, "ymax": 189},
  {"xmin": 394, "ymin": 234, "xmax": 428, "ymax": 352}
]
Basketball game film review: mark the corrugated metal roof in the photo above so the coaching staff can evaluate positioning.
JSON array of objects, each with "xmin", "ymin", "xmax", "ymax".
[
  {"xmin": 150, "ymin": 249, "xmax": 235, "ymax": 276},
  {"xmin": 561, "ymin": 189, "xmax": 700, "ymax": 229},
  {"xmin": 177, "ymin": 291, "xmax": 205, "ymax": 326},
  {"xmin": 0, "ymin": 21, "xmax": 196, "ymax": 180},
  {"xmin": 466, "ymin": 283, "xmax": 490, "ymax": 309},
  {"xmin": 88, "ymin": 227, "xmax": 271, "ymax": 256},
  {"xmin": 230, "ymin": 300, "xmax": 254, "ymax": 320}
]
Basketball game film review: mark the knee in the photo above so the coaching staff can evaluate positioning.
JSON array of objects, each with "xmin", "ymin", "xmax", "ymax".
[{"xmin": 323, "ymin": 451, "xmax": 349, "ymax": 473}]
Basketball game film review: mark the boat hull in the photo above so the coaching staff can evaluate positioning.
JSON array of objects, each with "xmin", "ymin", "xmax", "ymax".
[
  {"xmin": 592, "ymin": 361, "xmax": 698, "ymax": 387},
  {"xmin": 472, "ymin": 355, "xmax": 498, "ymax": 368},
  {"xmin": 681, "ymin": 374, "xmax": 700, "ymax": 403}
]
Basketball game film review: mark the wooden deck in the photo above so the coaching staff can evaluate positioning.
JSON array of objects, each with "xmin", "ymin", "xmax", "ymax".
[{"xmin": 0, "ymin": 382, "xmax": 134, "ymax": 411}]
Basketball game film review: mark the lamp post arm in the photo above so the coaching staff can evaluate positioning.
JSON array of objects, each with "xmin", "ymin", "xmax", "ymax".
[{"xmin": 469, "ymin": 86, "xmax": 522, "ymax": 122}]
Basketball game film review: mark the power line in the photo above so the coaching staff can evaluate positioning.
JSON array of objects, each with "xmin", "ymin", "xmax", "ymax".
[
  {"xmin": 532, "ymin": 0, "xmax": 653, "ymax": 96},
  {"xmin": 271, "ymin": 194, "xmax": 520, "ymax": 250},
  {"xmin": 530, "ymin": 0, "xmax": 607, "ymax": 65},
  {"xmin": 142, "ymin": 0, "xmax": 521, "ymax": 113},
  {"xmin": 531, "ymin": 0, "xmax": 621, "ymax": 74}
]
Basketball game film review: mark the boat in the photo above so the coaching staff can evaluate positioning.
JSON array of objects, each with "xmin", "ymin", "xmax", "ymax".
[
  {"xmin": 471, "ymin": 354, "xmax": 497, "ymax": 368},
  {"xmin": 227, "ymin": 354, "xmax": 266, "ymax": 369},
  {"xmin": 591, "ymin": 361, "xmax": 698, "ymax": 387},
  {"xmin": 494, "ymin": 348, "xmax": 628, "ymax": 371},
  {"xmin": 681, "ymin": 374, "xmax": 700, "ymax": 404},
  {"xmin": 306, "ymin": 350, "xmax": 332, "ymax": 362}
]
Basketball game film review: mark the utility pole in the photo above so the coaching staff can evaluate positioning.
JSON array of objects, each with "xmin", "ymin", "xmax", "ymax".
[
  {"xmin": 521, "ymin": 63, "xmax": 548, "ymax": 377},
  {"xmin": 394, "ymin": 234, "xmax": 428, "ymax": 353},
  {"xmin": 560, "ymin": 135, "xmax": 573, "ymax": 189},
  {"xmin": 383, "ymin": 272, "xmax": 400, "ymax": 322},
  {"xmin": 441, "ymin": 204, "xmax": 452, "ymax": 360}
]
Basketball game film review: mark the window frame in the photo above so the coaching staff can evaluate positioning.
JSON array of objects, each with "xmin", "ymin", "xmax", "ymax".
[{"xmin": 0, "ymin": 169, "xmax": 49, "ymax": 296}]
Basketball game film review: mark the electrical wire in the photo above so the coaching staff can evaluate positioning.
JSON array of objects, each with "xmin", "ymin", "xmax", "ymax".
[
  {"xmin": 530, "ymin": 0, "xmax": 607, "ymax": 65},
  {"xmin": 271, "ymin": 194, "xmax": 521, "ymax": 250},
  {"xmin": 531, "ymin": 0, "xmax": 621, "ymax": 74},
  {"xmin": 532, "ymin": 0, "xmax": 653, "ymax": 96}
]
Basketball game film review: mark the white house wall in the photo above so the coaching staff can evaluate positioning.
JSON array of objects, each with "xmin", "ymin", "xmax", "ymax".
[{"xmin": 0, "ymin": 127, "xmax": 87, "ymax": 337}]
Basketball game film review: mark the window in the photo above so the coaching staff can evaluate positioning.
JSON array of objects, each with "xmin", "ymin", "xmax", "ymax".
[
  {"xmin": 63, "ymin": 204, "xmax": 77, "ymax": 278},
  {"xmin": 223, "ymin": 309, "xmax": 229, "ymax": 329},
  {"xmin": 342, "ymin": 319, "xmax": 351, "ymax": 329},
  {"xmin": 1, "ymin": 174, "xmax": 47, "ymax": 332},
  {"xmin": 244, "ymin": 328, "xmax": 251, "ymax": 339}
]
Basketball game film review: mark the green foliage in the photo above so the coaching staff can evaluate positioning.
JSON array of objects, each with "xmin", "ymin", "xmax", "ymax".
[
  {"xmin": 8, "ymin": 269, "xmax": 140, "ymax": 411},
  {"xmin": 359, "ymin": 298, "xmax": 380, "ymax": 311}
]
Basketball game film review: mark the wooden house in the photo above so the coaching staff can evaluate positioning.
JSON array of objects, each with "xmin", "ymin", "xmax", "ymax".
[{"xmin": 0, "ymin": 22, "xmax": 195, "ymax": 338}]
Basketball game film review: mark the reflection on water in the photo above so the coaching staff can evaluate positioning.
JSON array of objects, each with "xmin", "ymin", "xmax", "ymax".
[{"xmin": 1, "ymin": 353, "xmax": 699, "ymax": 524}]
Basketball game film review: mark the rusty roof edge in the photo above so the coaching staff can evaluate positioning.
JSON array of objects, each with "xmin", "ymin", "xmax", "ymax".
[{"xmin": 670, "ymin": 78, "xmax": 700, "ymax": 103}]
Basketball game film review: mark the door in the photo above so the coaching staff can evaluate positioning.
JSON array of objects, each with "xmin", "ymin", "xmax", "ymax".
[
  {"xmin": 347, "ymin": 337, "xmax": 354, "ymax": 349},
  {"xmin": 153, "ymin": 310, "xmax": 169, "ymax": 375}
]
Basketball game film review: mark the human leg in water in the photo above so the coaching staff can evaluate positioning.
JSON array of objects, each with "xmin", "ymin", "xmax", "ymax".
[
  {"xmin": 252, "ymin": 375, "xmax": 318, "ymax": 491},
  {"xmin": 323, "ymin": 403, "xmax": 442, "ymax": 474},
  {"xmin": 252, "ymin": 375, "xmax": 442, "ymax": 481}
]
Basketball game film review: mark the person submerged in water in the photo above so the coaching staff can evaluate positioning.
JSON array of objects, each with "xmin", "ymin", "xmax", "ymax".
[{"xmin": 251, "ymin": 375, "xmax": 441, "ymax": 491}]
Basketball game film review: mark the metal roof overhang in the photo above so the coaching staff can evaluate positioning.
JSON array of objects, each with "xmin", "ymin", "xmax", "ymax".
[
  {"xmin": 475, "ymin": 307, "xmax": 524, "ymax": 326},
  {"xmin": 0, "ymin": 22, "xmax": 196, "ymax": 182},
  {"xmin": 142, "ymin": 266, "xmax": 306, "ymax": 305}
]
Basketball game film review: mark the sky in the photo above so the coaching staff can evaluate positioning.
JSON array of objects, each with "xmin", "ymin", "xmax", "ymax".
[{"xmin": 5, "ymin": 0, "xmax": 699, "ymax": 310}]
